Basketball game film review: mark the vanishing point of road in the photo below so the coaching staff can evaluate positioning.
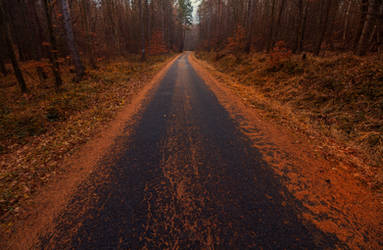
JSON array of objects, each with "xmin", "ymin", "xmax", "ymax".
[{"xmin": 38, "ymin": 54, "xmax": 340, "ymax": 249}]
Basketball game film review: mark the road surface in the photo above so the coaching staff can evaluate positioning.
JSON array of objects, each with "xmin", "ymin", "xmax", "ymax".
[{"xmin": 38, "ymin": 54, "xmax": 340, "ymax": 249}]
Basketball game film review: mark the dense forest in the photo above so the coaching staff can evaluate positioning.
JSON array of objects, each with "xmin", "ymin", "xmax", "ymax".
[
  {"xmin": 197, "ymin": 0, "xmax": 383, "ymax": 56},
  {"xmin": 0, "ymin": 0, "xmax": 193, "ymax": 93}
]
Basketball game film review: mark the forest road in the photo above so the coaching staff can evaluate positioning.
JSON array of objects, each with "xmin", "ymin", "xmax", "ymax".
[{"xmin": 37, "ymin": 53, "xmax": 341, "ymax": 249}]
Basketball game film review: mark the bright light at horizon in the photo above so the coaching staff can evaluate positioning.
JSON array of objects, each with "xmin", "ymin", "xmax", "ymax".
[{"xmin": 191, "ymin": 0, "xmax": 201, "ymax": 24}]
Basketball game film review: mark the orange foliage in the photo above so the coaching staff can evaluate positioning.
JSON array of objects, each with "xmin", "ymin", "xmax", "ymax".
[
  {"xmin": 147, "ymin": 31, "xmax": 168, "ymax": 55},
  {"xmin": 270, "ymin": 41, "xmax": 291, "ymax": 66},
  {"xmin": 225, "ymin": 25, "xmax": 246, "ymax": 53}
]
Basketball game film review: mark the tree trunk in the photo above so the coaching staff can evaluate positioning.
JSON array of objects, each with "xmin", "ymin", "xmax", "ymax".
[
  {"xmin": 37, "ymin": 67, "xmax": 47, "ymax": 82},
  {"xmin": 273, "ymin": 0, "xmax": 286, "ymax": 47},
  {"xmin": 42, "ymin": 0, "xmax": 63, "ymax": 90},
  {"xmin": 30, "ymin": 0, "xmax": 47, "ymax": 83},
  {"xmin": 138, "ymin": 0, "xmax": 146, "ymax": 61},
  {"xmin": 180, "ymin": 29, "xmax": 185, "ymax": 52},
  {"xmin": 313, "ymin": 0, "xmax": 332, "ymax": 56},
  {"xmin": 377, "ymin": 1, "xmax": 383, "ymax": 57},
  {"xmin": 60, "ymin": 0, "xmax": 85, "ymax": 81},
  {"xmin": 245, "ymin": 0, "xmax": 254, "ymax": 53},
  {"xmin": 293, "ymin": 0, "xmax": 303, "ymax": 53},
  {"xmin": 266, "ymin": 0, "xmax": 276, "ymax": 52},
  {"xmin": 343, "ymin": 0, "xmax": 352, "ymax": 48},
  {"xmin": 80, "ymin": 0, "xmax": 97, "ymax": 69},
  {"xmin": 0, "ymin": 0, "xmax": 27, "ymax": 93},
  {"xmin": 298, "ymin": 1, "xmax": 309, "ymax": 53},
  {"xmin": 356, "ymin": 0, "xmax": 379, "ymax": 56},
  {"xmin": 354, "ymin": 0, "xmax": 369, "ymax": 49}
]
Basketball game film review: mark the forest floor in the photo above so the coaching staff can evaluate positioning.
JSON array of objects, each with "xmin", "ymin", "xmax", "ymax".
[
  {"xmin": 194, "ymin": 51, "xmax": 383, "ymax": 188},
  {"xmin": 0, "ymin": 53, "xmax": 176, "ymax": 232}
]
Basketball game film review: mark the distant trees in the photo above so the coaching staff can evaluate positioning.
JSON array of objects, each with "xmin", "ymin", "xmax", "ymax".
[
  {"xmin": 0, "ymin": 0, "xmax": 191, "ymax": 92},
  {"xmin": 197, "ymin": 0, "xmax": 383, "ymax": 56},
  {"xmin": 177, "ymin": 0, "xmax": 193, "ymax": 52}
]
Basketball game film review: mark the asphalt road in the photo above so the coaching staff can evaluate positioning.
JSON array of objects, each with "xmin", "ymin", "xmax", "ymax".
[{"xmin": 38, "ymin": 54, "xmax": 340, "ymax": 249}]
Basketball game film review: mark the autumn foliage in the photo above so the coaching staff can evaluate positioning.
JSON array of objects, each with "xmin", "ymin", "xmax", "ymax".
[
  {"xmin": 148, "ymin": 31, "xmax": 168, "ymax": 56},
  {"xmin": 269, "ymin": 41, "xmax": 292, "ymax": 67},
  {"xmin": 225, "ymin": 25, "xmax": 246, "ymax": 53}
]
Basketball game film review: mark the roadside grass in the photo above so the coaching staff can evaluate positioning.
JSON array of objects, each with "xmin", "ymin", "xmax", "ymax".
[
  {"xmin": 195, "ymin": 51, "xmax": 383, "ymax": 176},
  {"xmin": 0, "ymin": 54, "xmax": 175, "ymax": 227}
]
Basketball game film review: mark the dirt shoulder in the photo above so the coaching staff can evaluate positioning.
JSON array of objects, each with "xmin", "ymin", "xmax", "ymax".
[
  {"xmin": 189, "ymin": 53, "xmax": 383, "ymax": 248},
  {"xmin": 1, "ymin": 54, "xmax": 180, "ymax": 248}
]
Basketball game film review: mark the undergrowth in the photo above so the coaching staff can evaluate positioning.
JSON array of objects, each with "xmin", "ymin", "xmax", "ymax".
[{"xmin": 195, "ymin": 50, "xmax": 383, "ymax": 168}]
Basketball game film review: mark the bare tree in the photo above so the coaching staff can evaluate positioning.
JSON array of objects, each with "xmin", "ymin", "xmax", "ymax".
[
  {"xmin": 42, "ymin": 0, "xmax": 63, "ymax": 90},
  {"xmin": 60, "ymin": 0, "xmax": 85, "ymax": 81},
  {"xmin": 314, "ymin": 0, "xmax": 332, "ymax": 56}
]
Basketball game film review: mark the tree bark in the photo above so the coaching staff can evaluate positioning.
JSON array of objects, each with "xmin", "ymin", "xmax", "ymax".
[
  {"xmin": 60, "ymin": 0, "xmax": 85, "ymax": 81},
  {"xmin": 293, "ymin": 0, "xmax": 303, "ymax": 53},
  {"xmin": 245, "ymin": 0, "xmax": 254, "ymax": 53},
  {"xmin": 42, "ymin": 0, "xmax": 63, "ymax": 90},
  {"xmin": 0, "ymin": 0, "xmax": 27, "ymax": 93},
  {"xmin": 273, "ymin": 0, "xmax": 286, "ymax": 47},
  {"xmin": 342, "ymin": 0, "xmax": 352, "ymax": 47},
  {"xmin": 30, "ymin": 0, "xmax": 47, "ymax": 83},
  {"xmin": 354, "ymin": 0, "xmax": 369, "ymax": 49},
  {"xmin": 377, "ymin": 1, "xmax": 383, "ymax": 57},
  {"xmin": 298, "ymin": 1, "xmax": 309, "ymax": 53},
  {"xmin": 266, "ymin": 0, "xmax": 276, "ymax": 52},
  {"xmin": 313, "ymin": 0, "xmax": 332, "ymax": 56},
  {"xmin": 80, "ymin": 0, "xmax": 97, "ymax": 69},
  {"xmin": 138, "ymin": 0, "xmax": 146, "ymax": 61},
  {"xmin": 356, "ymin": 0, "xmax": 379, "ymax": 56}
]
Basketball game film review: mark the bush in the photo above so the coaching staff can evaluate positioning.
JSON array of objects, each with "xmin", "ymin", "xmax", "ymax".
[
  {"xmin": 46, "ymin": 107, "xmax": 63, "ymax": 122},
  {"xmin": 14, "ymin": 114, "xmax": 46, "ymax": 138}
]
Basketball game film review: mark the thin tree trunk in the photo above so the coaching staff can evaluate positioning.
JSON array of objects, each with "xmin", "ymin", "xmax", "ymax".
[
  {"xmin": 354, "ymin": 0, "xmax": 369, "ymax": 49},
  {"xmin": 162, "ymin": 0, "xmax": 166, "ymax": 51},
  {"xmin": 293, "ymin": 0, "xmax": 303, "ymax": 53},
  {"xmin": 80, "ymin": 0, "xmax": 97, "ymax": 69},
  {"xmin": 138, "ymin": 0, "xmax": 146, "ymax": 61},
  {"xmin": 314, "ymin": 0, "xmax": 332, "ymax": 56},
  {"xmin": 343, "ymin": 0, "xmax": 352, "ymax": 47},
  {"xmin": 273, "ymin": 0, "xmax": 286, "ymax": 47},
  {"xmin": 356, "ymin": 0, "xmax": 379, "ymax": 56},
  {"xmin": 266, "ymin": 0, "xmax": 276, "ymax": 52},
  {"xmin": 180, "ymin": 29, "xmax": 185, "ymax": 52},
  {"xmin": 42, "ymin": 0, "xmax": 63, "ymax": 90},
  {"xmin": 377, "ymin": 1, "xmax": 383, "ymax": 57},
  {"xmin": 245, "ymin": 0, "xmax": 254, "ymax": 53},
  {"xmin": 0, "ymin": 0, "xmax": 27, "ymax": 93},
  {"xmin": 60, "ymin": 0, "xmax": 85, "ymax": 81},
  {"xmin": 298, "ymin": 1, "xmax": 309, "ymax": 53},
  {"xmin": 30, "ymin": 0, "xmax": 47, "ymax": 82}
]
